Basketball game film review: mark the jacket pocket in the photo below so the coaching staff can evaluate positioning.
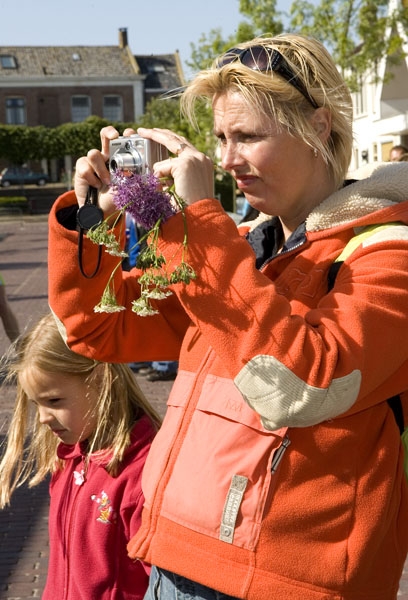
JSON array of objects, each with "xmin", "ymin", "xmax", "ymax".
[{"xmin": 142, "ymin": 370, "xmax": 287, "ymax": 550}]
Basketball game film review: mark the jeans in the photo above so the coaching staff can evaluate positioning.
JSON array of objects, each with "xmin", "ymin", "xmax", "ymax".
[{"xmin": 144, "ymin": 567, "xmax": 240, "ymax": 600}]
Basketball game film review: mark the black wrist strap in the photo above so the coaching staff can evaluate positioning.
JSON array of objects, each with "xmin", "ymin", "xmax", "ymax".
[{"xmin": 77, "ymin": 186, "xmax": 103, "ymax": 279}]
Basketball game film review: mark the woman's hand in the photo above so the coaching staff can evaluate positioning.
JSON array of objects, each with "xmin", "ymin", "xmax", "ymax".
[
  {"xmin": 137, "ymin": 127, "xmax": 215, "ymax": 205},
  {"xmin": 74, "ymin": 125, "xmax": 124, "ymax": 215},
  {"xmin": 74, "ymin": 125, "xmax": 215, "ymax": 216}
]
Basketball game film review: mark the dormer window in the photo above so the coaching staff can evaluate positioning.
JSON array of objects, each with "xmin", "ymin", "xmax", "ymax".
[
  {"xmin": 148, "ymin": 64, "xmax": 165, "ymax": 73},
  {"xmin": 1, "ymin": 55, "xmax": 17, "ymax": 69}
]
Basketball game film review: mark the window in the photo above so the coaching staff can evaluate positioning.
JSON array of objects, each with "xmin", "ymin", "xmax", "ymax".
[
  {"xmin": 71, "ymin": 95, "xmax": 91, "ymax": 122},
  {"xmin": 6, "ymin": 97, "xmax": 26, "ymax": 124},
  {"xmin": 352, "ymin": 77, "xmax": 367, "ymax": 117},
  {"xmin": 1, "ymin": 55, "xmax": 17, "ymax": 69},
  {"xmin": 103, "ymin": 95, "xmax": 123, "ymax": 121}
]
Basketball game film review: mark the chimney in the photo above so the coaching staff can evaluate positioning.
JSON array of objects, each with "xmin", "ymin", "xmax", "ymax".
[{"xmin": 119, "ymin": 28, "xmax": 128, "ymax": 48}]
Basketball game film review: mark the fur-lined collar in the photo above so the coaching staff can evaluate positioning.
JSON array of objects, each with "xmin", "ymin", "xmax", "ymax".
[{"xmin": 242, "ymin": 162, "xmax": 408, "ymax": 233}]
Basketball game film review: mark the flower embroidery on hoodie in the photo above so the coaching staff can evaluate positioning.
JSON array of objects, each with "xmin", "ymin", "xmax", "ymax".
[
  {"xmin": 73, "ymin": 469, "xmax": 85, "ymax": 486},
  {"xmin": 91, "ymin": 490, "xmax": 117, "ymax": 524}
]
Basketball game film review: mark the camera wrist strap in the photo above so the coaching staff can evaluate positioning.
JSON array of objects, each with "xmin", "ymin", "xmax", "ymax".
[{"xmin": 77, "ymin": 186, "xmax": 103, "ymax": 279}]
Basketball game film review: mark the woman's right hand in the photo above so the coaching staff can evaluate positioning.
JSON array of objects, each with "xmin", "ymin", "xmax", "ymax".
[{"xmin": 74, "ymin": 125, "xmax": 124, "ymax": 216}]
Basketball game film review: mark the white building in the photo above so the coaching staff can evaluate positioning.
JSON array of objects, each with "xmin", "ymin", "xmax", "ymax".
[{"xmin": 351, "ymin": 0, "xmax": 408, "ymax": 170}]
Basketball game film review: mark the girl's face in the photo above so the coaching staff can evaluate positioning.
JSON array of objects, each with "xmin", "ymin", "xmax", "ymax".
[
  {"xmin": 212, "ymin": 91, "xmax": 333, "ymax": 235},
  {"xmin": 20, "ymin": 369, "xmax": 99, "ymax": 445}
]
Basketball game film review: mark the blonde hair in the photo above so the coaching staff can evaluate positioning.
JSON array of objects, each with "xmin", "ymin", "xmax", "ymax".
[
  {"xmin": 181, "ymin": 33, "xmax": 353, "ymax": 190},
  {"xmin": 0, "ymin": 313, "xmax": 161, "ymax": 508}
]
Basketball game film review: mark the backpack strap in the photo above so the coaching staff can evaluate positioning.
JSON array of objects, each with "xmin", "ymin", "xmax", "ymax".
[
  {"xmin": 327, "ymin": 223, "xmax": 405, "ymax": 434},
  {"xmin": 328, "ymin": 222, "xmax": 403, "ymax": 291}
]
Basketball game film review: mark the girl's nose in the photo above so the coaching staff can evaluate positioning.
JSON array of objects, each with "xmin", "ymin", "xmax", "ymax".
[{"xmin": 37, "ymin": 405, "xmax": 53, "ymax": 425}]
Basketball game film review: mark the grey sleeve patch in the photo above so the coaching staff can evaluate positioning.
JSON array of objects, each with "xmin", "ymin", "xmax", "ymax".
[{"xmin": 234, "ymin": 355, "xmax": 361, "ymax": 429}]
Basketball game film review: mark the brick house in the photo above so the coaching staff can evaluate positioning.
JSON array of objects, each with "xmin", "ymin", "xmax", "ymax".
[
  {"xmin": 0, "ymin": 28, "xmax": 184, "ymax": 127},
  {"xmin": 0, "ymin": 28, "xmax": 185, "ymax": 179}
]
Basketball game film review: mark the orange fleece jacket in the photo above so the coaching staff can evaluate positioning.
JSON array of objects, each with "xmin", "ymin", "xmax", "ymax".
[{"xmin": 48, "ymin": 163, "xmax": 408, "ymax": 599}]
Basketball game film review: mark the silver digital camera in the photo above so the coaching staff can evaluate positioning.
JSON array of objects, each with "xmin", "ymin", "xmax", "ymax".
[{"xmin": 109, "ymin": 134, "xmax": 168, "ymax": 176}]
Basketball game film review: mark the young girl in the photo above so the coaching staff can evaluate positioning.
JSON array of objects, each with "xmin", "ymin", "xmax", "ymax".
[{"xmin": 0, "ymin": 313, "xmax": 161, "ymax": 599}]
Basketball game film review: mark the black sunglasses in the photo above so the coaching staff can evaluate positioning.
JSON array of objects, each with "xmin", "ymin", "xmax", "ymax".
[{"xmin": 216, "ymin": 45, "xmax": 318, "ymax": 109}]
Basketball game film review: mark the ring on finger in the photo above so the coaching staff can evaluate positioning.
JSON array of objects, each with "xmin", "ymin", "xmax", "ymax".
[{"xmin": 176, "ymin": 143, "xmax": 187, "ymax": 155}]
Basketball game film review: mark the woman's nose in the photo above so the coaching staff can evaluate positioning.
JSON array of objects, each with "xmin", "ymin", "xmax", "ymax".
[{"xmin": 221, "ymin": 141, "xmax": 241, "ymax": 172}]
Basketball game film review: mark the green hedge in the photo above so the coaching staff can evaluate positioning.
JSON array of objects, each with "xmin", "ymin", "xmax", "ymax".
[{"xmin": 0, "ymin": 196, "xmax": 27, "ymax": 206}]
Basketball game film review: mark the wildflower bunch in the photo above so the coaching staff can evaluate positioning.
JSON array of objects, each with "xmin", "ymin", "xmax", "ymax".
[{"xmin": 87, "ymin": 170, "xmax": 196, "ymax": 316}]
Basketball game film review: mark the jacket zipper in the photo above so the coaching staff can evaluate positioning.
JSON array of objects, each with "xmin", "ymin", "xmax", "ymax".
[
  {"xmin": 64, "ymin": 465, "xmax": 85, "ymax": 599},
  {"xmin": 259, "ymin": 238, "xmax": 307, "ymax": 271},
  {"xmin": 271, "ymin": 434, "xmax": 291, "ymax": 473}
]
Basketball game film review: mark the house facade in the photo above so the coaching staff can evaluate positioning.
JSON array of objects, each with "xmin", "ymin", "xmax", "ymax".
[
  {"xmin": 0, "ymin": 28, "xmax": 185, "ymax": 180},
  {"xmin": 0, "ymin": 29, "xmax": 143, "ymax": 128},
  {"xmin": 350, "ymin": 0, "xmax": 408, "ymax": 170}
]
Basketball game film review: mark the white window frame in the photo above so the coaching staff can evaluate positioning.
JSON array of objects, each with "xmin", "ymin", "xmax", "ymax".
[
  {"xmin": 71, "ymin": 95, "xmax": 91, "ymax": 122},
  {"xmin": 6, "ymin": 97, "xmax": 26, "ymax": 124},
  {"xmin": 103, "ymin": 95, "xmax": 123, "ymax": 121}
]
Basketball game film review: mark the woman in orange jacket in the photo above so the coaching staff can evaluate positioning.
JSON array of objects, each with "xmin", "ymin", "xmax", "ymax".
[{"xmin": 48, "ymin": 33, "xmax": 408, "ymax": 599}]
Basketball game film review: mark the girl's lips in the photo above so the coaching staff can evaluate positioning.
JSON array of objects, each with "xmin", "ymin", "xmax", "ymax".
[{"xmin": 51, "ymin": 429, "xmax": 66, "ymax": 436}]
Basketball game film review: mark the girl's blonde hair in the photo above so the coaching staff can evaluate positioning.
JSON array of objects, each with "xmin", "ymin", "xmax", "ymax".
[
  {"xmin": 0, "ymin": 313, "xmax": 161, "ymax": 508},
  {"xmin": 181, "ymin": 33, "xmax": 353, "ymax": 190}
]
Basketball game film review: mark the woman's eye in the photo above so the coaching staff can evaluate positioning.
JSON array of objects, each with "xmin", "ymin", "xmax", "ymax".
[{"xmin": 238, "ymin": 134, "xmax": 260, "ymax": 143}]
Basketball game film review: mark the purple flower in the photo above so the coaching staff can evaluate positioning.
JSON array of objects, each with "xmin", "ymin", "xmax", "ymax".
[{"xmin": 111, "ymin": 171, "xmax": 177, "ymax": 230}]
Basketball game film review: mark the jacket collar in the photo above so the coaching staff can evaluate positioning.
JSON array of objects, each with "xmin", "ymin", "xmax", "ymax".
[{"xmin": 244, "ymin": 162, "xmax": 408, "ymax": 235}]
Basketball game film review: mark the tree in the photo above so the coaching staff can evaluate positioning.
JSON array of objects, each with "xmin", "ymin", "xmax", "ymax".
[
  {"xmin": 138, "ymin": 95, "xmax": 217, "ymax": 158},
  {"xmin": 186, "ymin": 0, "xmax": 407, "ymax": 90},
  {"xmin": 288, "ymin": 0, "xmax": 407, "ymax": 89}
]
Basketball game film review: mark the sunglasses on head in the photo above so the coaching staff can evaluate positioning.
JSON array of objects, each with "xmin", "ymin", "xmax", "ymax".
[{"xmin": 216, "ymin": 45, "xmax": 319, "ymax": 110}]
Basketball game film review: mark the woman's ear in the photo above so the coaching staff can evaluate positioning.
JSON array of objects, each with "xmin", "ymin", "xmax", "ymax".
[{"xmin": 310, "ymin": 107, "xmax": 332, "ymax": 143}]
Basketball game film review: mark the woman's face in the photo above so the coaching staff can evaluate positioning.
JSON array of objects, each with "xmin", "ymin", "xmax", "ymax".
[
  {"xmin": 213, "ymin": 91, "xmax": 331, "ymax": 232},
  {"xmin": 20, "ymin": 368, "xmax": 99, "ymax": 445}
]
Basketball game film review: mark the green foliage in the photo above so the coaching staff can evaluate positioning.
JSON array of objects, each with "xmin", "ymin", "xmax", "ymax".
[
  {"xmin": 187, "ymin": 29, "xmax": 237, "ymax": 73},
  {"xmin": 0, "ymin": 196, "xmax": 27, "ymax": 206},
  {"xmin": 138, "ymin": 95, "xmax": 217, "ymax": 158},
  {"xmin": 238, "ymin": 0, "xmax": 283, "ymax": 35},
  {"xmin": 187, "ymin": 0, "xmax": 407, "ymax": 93},
  {"xmin": 0, "ymin": 125, "xmax": 50, "ymax": 164},
  {"xmin": 288, "ymin": 0, "xmax": 406, "ymax": 89},
  {"xmin": 0, "ymin": 116, "xmax": 139, "ymax": 165}
]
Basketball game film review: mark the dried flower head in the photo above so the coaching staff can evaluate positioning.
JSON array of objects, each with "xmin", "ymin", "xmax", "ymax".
[
  {"xmin": 111, "ymin": 171, "xmax": 177, "ymax": 230},
  {"xmin": 87, "ymin": 169, "xmax": 196, "ymax": 316}
]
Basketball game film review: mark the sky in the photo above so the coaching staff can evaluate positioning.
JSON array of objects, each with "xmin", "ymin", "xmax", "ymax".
[{"xmin": 0, "ymin": 0, "xmax": 289, "ymax": 78}]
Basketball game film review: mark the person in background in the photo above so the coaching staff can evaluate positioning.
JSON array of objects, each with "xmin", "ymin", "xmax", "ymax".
[
  {"xmin": 48, "ymin": 33, "xmax": 408, "ymax": 599},
  {"xmin": 0, "ymin": 273, "xmax": 19, "ymax": 343},
  {"xmin": 389, "ymin": 144, "xmax": 408, "ymax": 162},
  {"xmin": 0, "ymin": 313, "xmax": 160, "ymax": 600},
  {"xmin": 122, "ymin": 211, "xmax": 141, "ymax": 272},
  {"xmin": 146, "ymin": 360, "xmax": 178, "ymax": 382}
]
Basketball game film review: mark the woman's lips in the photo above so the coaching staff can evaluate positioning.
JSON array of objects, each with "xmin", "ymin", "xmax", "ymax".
[{"xmin": 235, "ymin": 175, "xmax": 257, "ymax": 190}]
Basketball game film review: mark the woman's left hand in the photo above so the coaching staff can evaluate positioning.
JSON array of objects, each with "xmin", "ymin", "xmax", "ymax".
[{"xmin": 136, "ymin": 127, "xmax": 215, "ymax": 205}]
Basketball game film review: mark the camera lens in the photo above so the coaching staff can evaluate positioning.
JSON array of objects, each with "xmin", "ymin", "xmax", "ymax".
[{"xmin": 110, "ymin": 148, "xmax": 143, "ymax": 174}]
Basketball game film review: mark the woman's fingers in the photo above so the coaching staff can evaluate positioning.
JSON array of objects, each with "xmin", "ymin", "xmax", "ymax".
[{"xmin": 137, "ymin": 127, "xmax": 214, "ymax": 204}]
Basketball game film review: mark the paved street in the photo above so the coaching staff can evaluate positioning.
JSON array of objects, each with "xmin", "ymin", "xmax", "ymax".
[{"xmin": 0, "ymin": 214, "xmax": 407, "ymax": 599}]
